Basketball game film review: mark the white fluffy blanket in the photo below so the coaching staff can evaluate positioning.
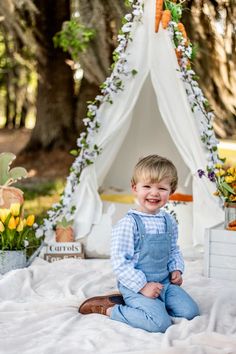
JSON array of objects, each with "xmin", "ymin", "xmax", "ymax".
[{"xmin": 0, "ymin": 257, "xmax": 236, "ymax": 354}]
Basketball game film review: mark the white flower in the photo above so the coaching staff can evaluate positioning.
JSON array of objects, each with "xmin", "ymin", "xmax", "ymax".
[
  {"xmin": 83, "ymin": 118, "xmax": 91, "ymax": 126},
  {"xmin": 124, "ymin": 14, "xmax": 132, "ymax": 21},
  {"xmin": 35, "ymin": 228, "xmax": 44, "ymax": 238},
  {"xmin": 24, "ymin": 240, "xmax": 29, "ymax": 247},
  {"xmin": 121, "ymin": 22, "xmax": 132, "ymax": 33},
  {"xmin": 95, "ymin": 95, "xmax": 104, "ymax": 102}
]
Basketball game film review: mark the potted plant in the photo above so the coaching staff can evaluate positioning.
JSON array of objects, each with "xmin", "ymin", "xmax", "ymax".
[
  {"xmin": 55, "ymin": 217, "xmax": 74, "ymax": 242},
  {"xmin": 0, "ymin": 152, "xmax": 44, "ymax": 274},
  {"xmin": 0, "ymin": 152, "xmax": 27, "ymax": 208},
  {"xmin": 198, "ymin": 164, "xmax": 236, "ymax": 230}
]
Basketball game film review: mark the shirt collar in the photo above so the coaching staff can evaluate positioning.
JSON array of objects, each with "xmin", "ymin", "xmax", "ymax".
[{"xmin": 129, "ymin": 208, "xmax": 165, "ymax": 217}]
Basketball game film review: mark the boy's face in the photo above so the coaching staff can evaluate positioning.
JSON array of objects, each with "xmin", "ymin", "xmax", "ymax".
[{"xmin": 131, "ymin": 178, "xmax": 171, "ymax": 214}]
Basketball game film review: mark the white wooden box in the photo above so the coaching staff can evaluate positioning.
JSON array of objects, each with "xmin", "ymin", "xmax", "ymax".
[{"xmin": 204, "ymin": 222, "xmax": 236, "ymax": 281}]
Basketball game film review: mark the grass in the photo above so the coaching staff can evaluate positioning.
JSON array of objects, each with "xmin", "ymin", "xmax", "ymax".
[{"xmin": 16, "ymin": 178, "xmax": 65, "ymax": 222}]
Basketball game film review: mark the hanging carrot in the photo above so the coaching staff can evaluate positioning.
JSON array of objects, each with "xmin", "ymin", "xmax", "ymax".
[
  {"xmin": 175, "ymin": 48, "xmax": 182, "ymax": 65},
  {"xmin": 155, "ymin": 0, "xmax": 164, "ymax": 32},
  {"xmin": 177, "ymin": 22, "xmax": 187, "ymax": 40},
  {"xmin": 186, "ymin": 59, "xmax": 191, "ymax": 69},
  {"xmin": 161, "ymin": 9, "xmax": 171, "ymax": 29}
]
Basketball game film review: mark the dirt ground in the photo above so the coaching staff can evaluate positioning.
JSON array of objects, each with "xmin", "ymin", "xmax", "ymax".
[{"xmin": 0, "ymin": 129, "xmax": 74, "ymax": 182}]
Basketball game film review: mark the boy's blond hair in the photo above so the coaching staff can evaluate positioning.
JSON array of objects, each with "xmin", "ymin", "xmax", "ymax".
[{"xmin": 131, "ymin": 155, "xmax": 178, "ymax": 194}]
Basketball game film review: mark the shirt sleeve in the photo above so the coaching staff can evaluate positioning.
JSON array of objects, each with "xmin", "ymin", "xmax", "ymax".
[
  {"xmin": 111, "ymin": 215, "xmax": 147, "ymax": 293},
  {"xmin": 167, "ymin": 214, "xmax": 185, "ymax": 274}
]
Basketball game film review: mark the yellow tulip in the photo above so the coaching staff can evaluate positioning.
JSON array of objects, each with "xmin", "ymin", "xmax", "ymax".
[
  {"xmin": 0, "ymin": 221, "xmax": 5, "ymax": 232},
  {"xmin": 215, "ymin": 163, "xmax": 223, "ymax": 169},
  {"xmin": 0, "ymin": 208, "xmax": 10, "ymax": 223},
  {"xmin": 225, "ymin": 176, "xmax": 235, "ymax": 184},
  {"xmin": 26, "ymin": 215, "xmax": 35, "ymax": 227},
  {"xmin": 8, "ymin": 216, "xmax": 17, "ymax": 230},
  {"xmin": 16, "ymin": 220, "xmax": 24, "ymax": 232},
  {"xmin": 227, "ymin": 167, "xmax": 235, "ymax": 175},
  {"xmin": 10, "ymin": 203, "xmax": 21, "ymax": 217},
  {"xmin": 216, "ymin": 169, "xmax": 225, "ymax": 177}
]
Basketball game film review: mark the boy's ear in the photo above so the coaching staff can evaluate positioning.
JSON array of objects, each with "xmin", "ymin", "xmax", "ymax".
[{"xmin": 131, "ymin": 183, "xmax": 137, "ymax": 193}]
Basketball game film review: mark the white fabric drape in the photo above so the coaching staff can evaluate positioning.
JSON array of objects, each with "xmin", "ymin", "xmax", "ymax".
[{"xmin": 72, "ymin": 0, "xmax": 223, "ymax": 243}]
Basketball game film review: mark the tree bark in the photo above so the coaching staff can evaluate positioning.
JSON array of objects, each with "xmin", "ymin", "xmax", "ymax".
[
  {"xmin": 78, "ymin": 0, "xmax": 127, "ymax": 85},
  {"xmin": 183, "ymin": 0, "xmax": 236, "ymax": 138},
  {"xmin": 25, "ymin": 0, "xmax": 76, "ymax": 151},
  {"xmin": 74, "ymin": 0, "xmax": 127, "ymax": 128}
]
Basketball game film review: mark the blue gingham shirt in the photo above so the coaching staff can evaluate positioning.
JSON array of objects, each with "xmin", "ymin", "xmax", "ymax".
[{"xmin": 111, "ymin": 209, "xmax": 184, "ymax": 293}]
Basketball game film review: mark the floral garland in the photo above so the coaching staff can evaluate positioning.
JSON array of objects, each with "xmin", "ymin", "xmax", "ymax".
[{"xmin": 36, "ymin": 0, "xmax": 219, "ymax": 238}]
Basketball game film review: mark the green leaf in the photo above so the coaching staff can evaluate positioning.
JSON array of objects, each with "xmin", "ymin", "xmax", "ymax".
[
  {"xmin": 70, "ymin": 150, "xmax": 78, "ymax": 157},
  {"xmin": 8, "ymin": 167, "xmax": 28, "ymax": 185},
  {"xmin": 0, "ymin": 152, "xmax": 27, "ymax": 186},
  {"xmin": 221, "ymin": 181, "xmax": 235, "ymax": 194},
  {"xmin": 0, "ymin": 152, "xmax": 16, "ymax": 185}
]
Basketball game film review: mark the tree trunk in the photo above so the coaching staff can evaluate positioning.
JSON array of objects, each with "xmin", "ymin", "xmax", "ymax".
[
  {"xmin": 74, "ymin": 0, "xmax": 127, "ymax": 127},
  {"xmin": 183, "ymin": 0, "xmax": 236, "ymax": 138},
  {"xmin": 25, "ymin": 0, "xmax": 76, "ymax": 151}
]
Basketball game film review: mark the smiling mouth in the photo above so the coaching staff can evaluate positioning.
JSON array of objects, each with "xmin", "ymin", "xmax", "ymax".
[{"xmin": 146, "ymin": 199, "xmax": 160, "ymax": 203}]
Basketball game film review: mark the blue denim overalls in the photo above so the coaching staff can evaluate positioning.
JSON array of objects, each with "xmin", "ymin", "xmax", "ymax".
[{"xmin": 111, "ymin": 212, "xmax": 199, "ymax": 332}]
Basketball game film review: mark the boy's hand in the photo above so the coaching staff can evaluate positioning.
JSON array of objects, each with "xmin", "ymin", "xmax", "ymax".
[
  {"xmin": 170, "ymin": 270, "xmax": 183, "ymax": 285},
  {"xmin": 139, "ymin": 282, "xmax": 163, "ymax": 298}
]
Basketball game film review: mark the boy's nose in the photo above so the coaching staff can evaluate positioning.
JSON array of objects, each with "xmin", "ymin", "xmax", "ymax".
[{"xmin": 151, "ymin": 188, "xmax": 160, "ymax": 196}]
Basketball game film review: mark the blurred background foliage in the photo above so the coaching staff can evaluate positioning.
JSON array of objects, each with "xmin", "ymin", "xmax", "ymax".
[{"xmin": 0, "ymin": 0, "xmax": 235, "ymax": 145}]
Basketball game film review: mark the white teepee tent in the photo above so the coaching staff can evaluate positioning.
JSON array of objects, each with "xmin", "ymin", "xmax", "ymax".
[{"xmin": 41, "ymin": 0, "xmax": 224, "ymax": 247}]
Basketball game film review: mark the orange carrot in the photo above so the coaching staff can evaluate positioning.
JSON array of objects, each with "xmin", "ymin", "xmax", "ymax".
[
  {"xmin": 169, "ymin": 193, "xmax": 193, "ymax": 202},
  {"xmin": 229, "ymin": 219, "xmax": 236, "ymax": 227},
  {"xmin": 161, "ymin": 9, "xmax": 171, "ymax": 29},
  {"xmin": 177, "ymin": 22, "xmax": 187, "ymax": 40},
  {"xmin": 175, "ymin": 48, "xmax": 182, "ymax": 65},
  {"xmin": 155, "ymin": 0, "xmax": 164, "ymax": 33},
  {"xmin": 227, "ymin": 226, "xmax": 236, "ymax": 231}
]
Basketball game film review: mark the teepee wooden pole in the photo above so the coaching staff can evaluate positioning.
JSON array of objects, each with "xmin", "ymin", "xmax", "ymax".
[{"xmin": 155, "ymin": 0, "xmax": 164, "ymax": 32}]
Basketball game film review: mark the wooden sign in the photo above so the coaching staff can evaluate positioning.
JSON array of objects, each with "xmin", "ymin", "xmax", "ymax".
[
  {"xmin": 44, "ymin": 253, "xmax": 84, "ymax": 263},
  {"xmin": 44, "ymin": 242, "xmax": 84, "ymax": 262},
  {"xmin": 46, "ymin": 242, "xmax": 83, "ymax": 254}
]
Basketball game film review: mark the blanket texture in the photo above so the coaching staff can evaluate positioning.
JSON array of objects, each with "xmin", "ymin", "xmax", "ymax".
[{"xmin": 0, "ymin": 258, "xmax": 236, "ymax": 354}]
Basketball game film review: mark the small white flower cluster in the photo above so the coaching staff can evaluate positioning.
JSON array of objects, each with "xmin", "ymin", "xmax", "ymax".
[
  {"xmin": 36, "ymin": 0, "xmax": 144, "ymax": 238},
  {"xmin": 168, "ymin": 21, "xmax": 220, "ymax": 169}
]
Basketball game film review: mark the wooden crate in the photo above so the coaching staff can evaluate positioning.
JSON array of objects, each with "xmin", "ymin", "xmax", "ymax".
[{"xmin": 204, "ymin": 223, "xmax": 236, "ymax": 281}]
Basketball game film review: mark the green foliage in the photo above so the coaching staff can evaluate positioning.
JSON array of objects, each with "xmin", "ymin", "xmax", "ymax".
[
  {"xmin": 17, "ymin": 179, "xmax": 65, "ymax": 200},
  {"xmin": 191, "ymin": 43, "xmax": 198, "ymax": 61},
  {"xmin": 17, "ymin": 178, "xmax": 65, "ymax": 221},
  {"xmin": 0, "ymin": 152, "xmax": 28, "ymax": 186},
  {"xmin": 53, "ymin": 19, "xmax": 95, "ymax": 61},
  {"xmin": 56, "ymin": 216, "xmax": 73, "ymax": 227}
]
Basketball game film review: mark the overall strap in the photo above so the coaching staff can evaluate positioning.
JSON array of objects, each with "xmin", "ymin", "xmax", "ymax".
[
  {"xmin": 163, "ymin": 212, "xmax": 173, "ymax": 235},
  {"xmin": 127, "ymin": 212, "xmax": 146, "ymax": 238}
]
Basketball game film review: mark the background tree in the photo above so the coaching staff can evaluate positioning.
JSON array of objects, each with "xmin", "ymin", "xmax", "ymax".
[
  {"xmin": 25, "ymin": 0, "xmax": 76, "ymax": 150},
  {"xmin": 183, "ymin": 0, "xmax": 236, "ymax": 138},
  {"xmin": 0, "ymin": 0, "xmax": 235, "ymax": 154},
  {"xmin": 26, "ymin": 0, "xmax": 127, "ymax": 148},
  {"xmin": 72, "ymin": 0, "xmax": 127, "ymax": 133},
  {"xmin": 0, "ymin": 0, "xmax": 37, "ymax": 129}
]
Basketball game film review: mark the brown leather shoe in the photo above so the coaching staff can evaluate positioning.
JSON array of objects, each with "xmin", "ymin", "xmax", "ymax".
[{"xmin": 79, "ymin": 294, "xmax": 124, "ymax": 315}]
